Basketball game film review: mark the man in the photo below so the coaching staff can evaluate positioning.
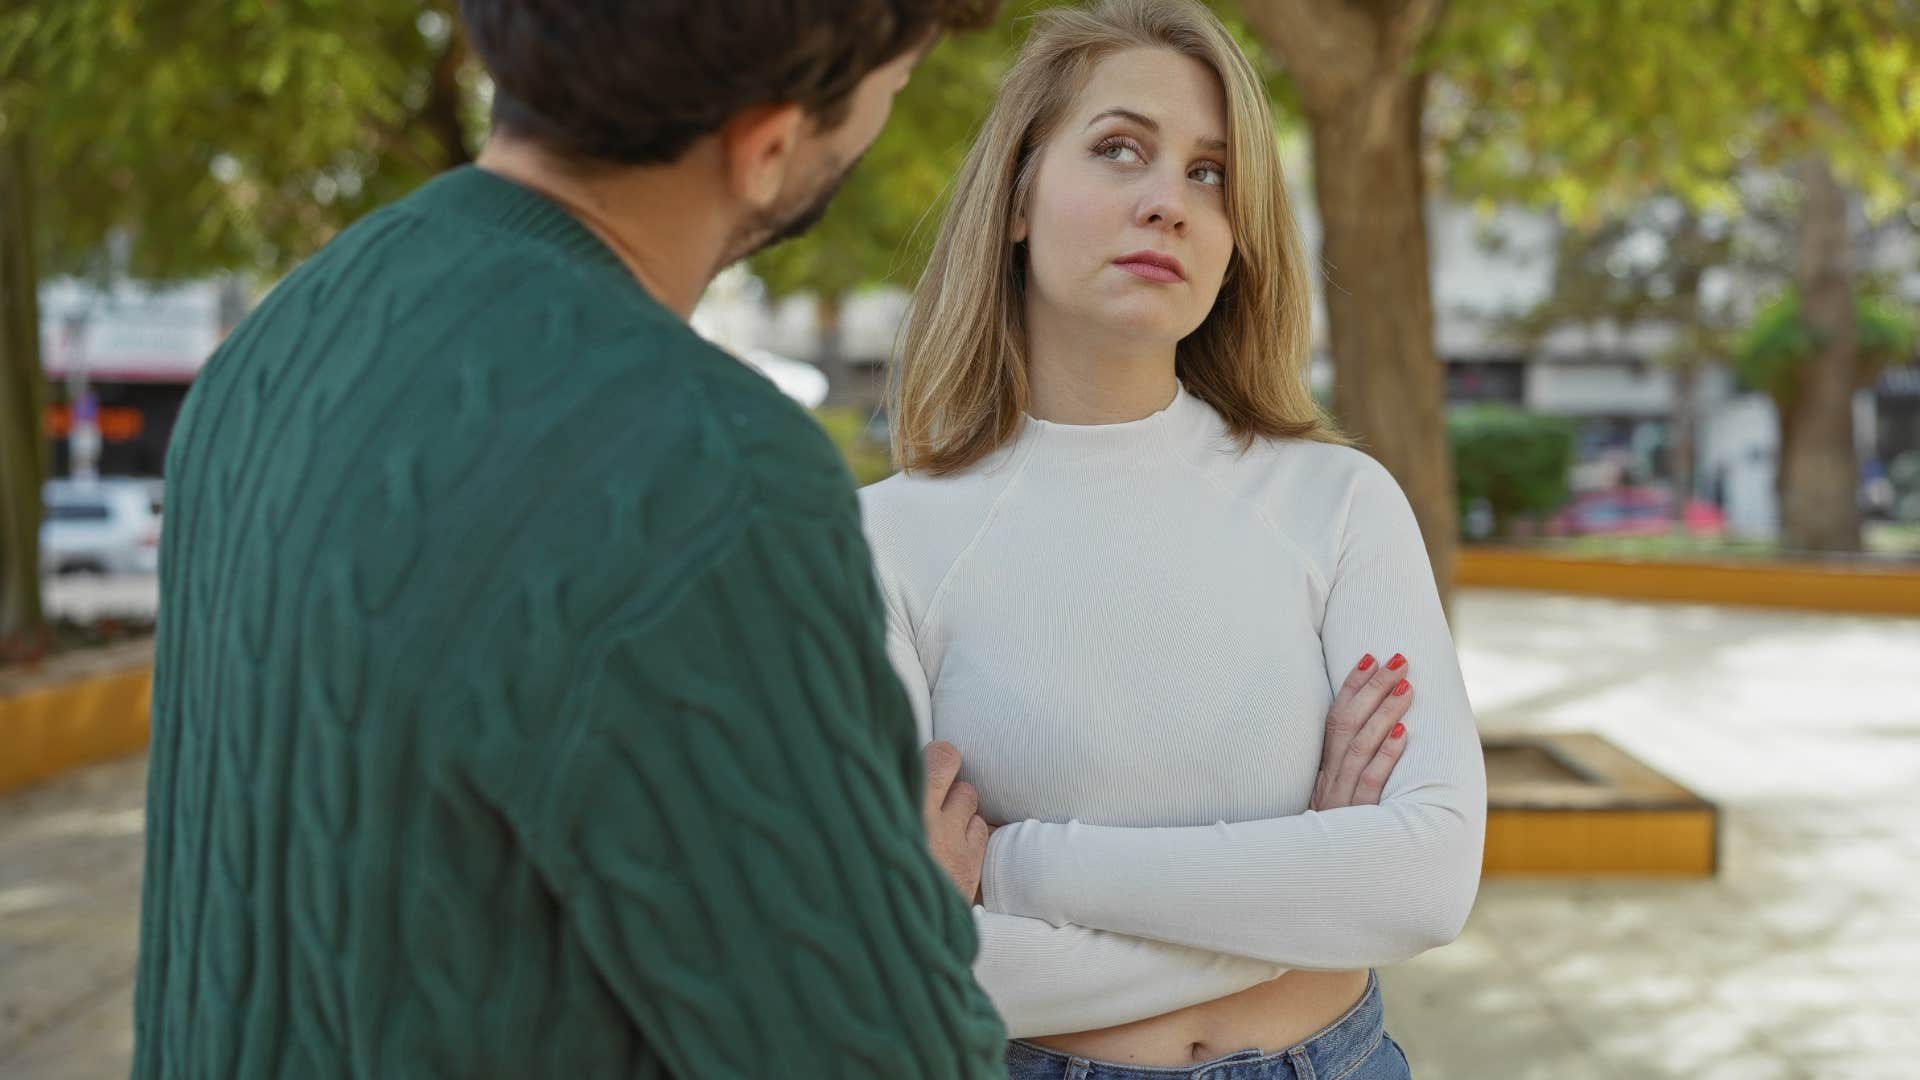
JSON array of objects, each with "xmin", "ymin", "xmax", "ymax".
[{"xmin": 131, "ymin": 2, "xmax": 1006, "ymax": 1076}]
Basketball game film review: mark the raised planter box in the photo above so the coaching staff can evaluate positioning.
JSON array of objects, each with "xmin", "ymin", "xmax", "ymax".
[
  {"xmin": 1483, "ymin": 732, "xmax": 1717, "ymax": 877},
  {"xmin": 1458, "ymin": 547, "xmax": 1920, "ymax": 617},
  {"xmin": 0, "ymin": 639, "xmax": 154, "ymax": 796}
]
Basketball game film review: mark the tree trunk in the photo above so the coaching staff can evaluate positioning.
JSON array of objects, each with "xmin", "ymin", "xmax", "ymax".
[
  {"xmin": 1773, "ymin": 389, "xmax": 1794, "ymax": 509},
  {"xmin": 1670, "ymin": 362, "xmax": 1696, "ymax": 530},
  {"xmin": 1778, "ymin": 155, "xmax": 1860, "ymax": 553},
  {"xmin": 423, "ymin": 10, "xmax": 475, "ymax": 170},
  {"xmin": 0, "ymin": 130, "xmax": 48, "ymax": 639},
  {"xmin": 814, "ymin": 291, "xmax": 846, "ymax": 407},
  {"xmin": 1243, "ymin": 0, "xmax": 1457, "ymax": 605}
]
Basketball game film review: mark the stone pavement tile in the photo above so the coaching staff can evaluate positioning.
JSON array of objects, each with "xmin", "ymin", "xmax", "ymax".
[
  {"xmin": 1704, "ymin": 960, "xmax": 1884, "ymax": 1029},
  {"xmin": 1387, "ymin": 989, "xmax": 1608, "ymax": 1080},
  {"xmin": 1736, "ymin": 887, "xmax": 1899, "ymax": 944},
  {"xmin": 0, "ymin": 757, "xmax": 147, "ymax": 1064},
  {"xmin": 1381, "ymin": 951, "xmax": 1612, "ymax": 1080},
  {"xmin": 1558, "ymin": 1003, "xmax": 1781, "ymax": 1077},
  {"xmin": 0, "ymin": 755, "xmax": 147, "ymax": 832},
  {"xmin": 1729, "ymin": 846, "xmax": 1920, "ymax": 904},
  {"xmin": 1803, "ymin": 906, "xmax": 1920, "ymax": 976},
  {"xmin": 1762, "ymin": 1007, "xmax": 1920, "ymax": 1060},
  {"xmin": 1684, "ymin": 1048, "xmax": 1811, "ymax": 1080},
  {"xmin": 0, "ymin": 976, "xmax": 134, "ymax": 1080},
  {"xmin": 1470, "ymin": 884, "xmax": 1645, "ymax": 965},
  {"xmin": 1389, "ymin": 970, "xmax": 1553, "ymax": 1022},
  {"xmin": 1401, "ymin": 1044, "xmax": 1614, "ymax": 1080},
  {"xmin": 0, "ymin": 817, "xmax": 147, "ymax": 895},
  {"xmin": 1388, "ymin": 923, "xmax": 1512, "ymax": 981},
  {"xmin": 1785, "ymin": 1055, "xmax": 1920, "ymax": 1079},
  {"xmin": 0, "ymin": 913, "xmax": 137, "ymax": 1054},
  {"xmin": 1858, "ymin": 971, "xmax": 1920, "ymax": 1015},
  {"xmin": 1634, "ymin": 908, "xmax": 1803, "ymax": 981},
  {"xmin": 1533, "ymin": 955, "xmax": 1714, "ymax": 1012}
]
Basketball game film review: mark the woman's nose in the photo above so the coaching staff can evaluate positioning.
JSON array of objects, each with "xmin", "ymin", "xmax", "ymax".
[{"xmin": 1136, "ymin": 171, "xmax": 1189, "ymax": 234}]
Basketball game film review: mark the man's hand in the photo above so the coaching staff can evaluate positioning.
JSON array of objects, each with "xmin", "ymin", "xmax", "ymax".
[
  {"xmin": 921, "ymin": 741, "xmax": 991, "ymax": 904},
  {"xmin": 1313, "ymin": 652, "xmax": 1414, "ymax": 810}
]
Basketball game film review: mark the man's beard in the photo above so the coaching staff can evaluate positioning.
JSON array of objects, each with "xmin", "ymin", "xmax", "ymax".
[{"xmin": 717, "ymin": 154, "xmax": 860, "ymax": 268}]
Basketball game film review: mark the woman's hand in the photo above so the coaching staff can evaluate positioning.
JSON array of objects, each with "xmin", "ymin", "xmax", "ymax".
[
  {"xmin": 922, "ymin": 740, "xmax": 992, "ymax": 903},
  {"xmin": 1312, "ymin": 652, "xmax": 1413, "ymax": 810}
]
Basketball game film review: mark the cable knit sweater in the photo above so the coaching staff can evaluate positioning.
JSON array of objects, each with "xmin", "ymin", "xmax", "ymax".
[{"xmin": 133, "ymin": 166, "xmax": 1006, "ymax": 1079}]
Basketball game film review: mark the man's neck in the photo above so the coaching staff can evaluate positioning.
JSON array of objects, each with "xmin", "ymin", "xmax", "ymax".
[{"xmin": 475, "ymin": 137, "xmax": 732, "ymax": 319}]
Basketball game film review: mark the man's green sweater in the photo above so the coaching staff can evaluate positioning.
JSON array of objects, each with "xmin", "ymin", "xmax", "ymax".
[{"xmin": 131, "ymin": 167, "xmax": 1006, "ymax": 1078}]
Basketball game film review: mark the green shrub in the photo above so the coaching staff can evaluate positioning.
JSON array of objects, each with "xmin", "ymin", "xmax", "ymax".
[
  {"xmin": 812, "ymin": 408, "xmax": 897, "ymax": 487},
  {"xmin": 1447, "ymin": 404, "xmax": 1575, "ymax": 538},
  {"xmin": 1735, "ymin": 290, "xmax": 1917, "ymax": 402}
]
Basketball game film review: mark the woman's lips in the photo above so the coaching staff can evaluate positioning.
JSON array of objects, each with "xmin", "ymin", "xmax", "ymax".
[{"xmin": 1113, "ymin": 251, "xmax": 1185, "ymax": 283}]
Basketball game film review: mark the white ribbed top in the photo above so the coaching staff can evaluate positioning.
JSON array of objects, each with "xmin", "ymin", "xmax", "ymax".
[{"xmin": 859, "ymin": 383, "xmax": 1487, "ymax": 1039}]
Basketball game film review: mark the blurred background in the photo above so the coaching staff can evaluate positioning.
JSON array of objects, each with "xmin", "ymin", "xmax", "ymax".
[{"xmin": 2, "ymin": 1, "xmax": 1918, "ymax": 1077}]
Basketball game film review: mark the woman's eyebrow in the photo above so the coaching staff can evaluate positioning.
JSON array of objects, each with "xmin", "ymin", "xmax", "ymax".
[{"xmin": 1082, "ymin": 106, "xmax": 1227, "ymax": 153}]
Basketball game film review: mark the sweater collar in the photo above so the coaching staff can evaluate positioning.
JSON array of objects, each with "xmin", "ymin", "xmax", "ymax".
[
  {"xmin": 1021, "ymin": 380, "xmax": 1204, "ymax": 458},
  {"xmin": 409, "ymin": 165, "xmax": 642, "ymax": 289}
]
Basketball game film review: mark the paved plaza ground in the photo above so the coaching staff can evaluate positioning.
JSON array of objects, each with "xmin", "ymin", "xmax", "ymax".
[{"xmin": 4, "ymin": 588, "xmax": 1918, "ymax": 1077}]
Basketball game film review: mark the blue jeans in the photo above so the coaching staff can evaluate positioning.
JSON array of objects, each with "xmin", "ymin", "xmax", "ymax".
[{"xmin": 1004, "ymin": 970, "xmax": 1411, "ymax": 1080}]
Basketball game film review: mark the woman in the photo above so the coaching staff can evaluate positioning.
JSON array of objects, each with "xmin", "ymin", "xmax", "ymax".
[{"xmin": 859, "ymin": 1, "xmax": 1487, "ymax": 1076}]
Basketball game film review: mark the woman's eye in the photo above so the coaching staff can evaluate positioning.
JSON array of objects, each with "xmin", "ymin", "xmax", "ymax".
[
  {"xmin": 1190, "ymin": 164, "xmax": 1226, "ymax": 187},
  {"xmin": 1096, "ymin": 140, "xmax": 1143, "ymax": 164}
]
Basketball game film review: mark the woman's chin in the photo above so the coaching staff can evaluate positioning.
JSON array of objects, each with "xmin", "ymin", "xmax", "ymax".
[{"xmin": 1084, "ymin": 302, "xmax": 1201, "ymax": 345}]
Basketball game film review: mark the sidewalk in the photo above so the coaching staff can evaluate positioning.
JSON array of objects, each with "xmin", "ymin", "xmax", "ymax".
[
  {"xmin": 4, "ymin": 589, "xmax": 1919, "ymax": 1077},
  {"xmin": 0, "ymin": 754, "xmax": 143, "ymax": 1079},
  {"xmin": 1381, "ymin": 590, "xmax": 1920, "ymax": 1079}
]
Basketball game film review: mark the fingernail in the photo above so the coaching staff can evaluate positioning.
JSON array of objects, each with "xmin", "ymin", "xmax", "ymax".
[
  {"xmin": 1387, "ymin": 654, "xmax": 1407, "ymax": 671},
  {"xmin": 1390, "ymin": 722, "xmax": 1406, "ymax": 739},
  {"xmin": 1392, "ymin": 679, "xmax": 1410, "ymax": 697},
  {"xmin": 1357, "ymin": 653, "xmax": 1376, "ymax": 671}
]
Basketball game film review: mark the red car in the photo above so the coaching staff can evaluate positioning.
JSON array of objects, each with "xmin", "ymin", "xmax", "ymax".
[{"xmin": 1546, "ymin": 487, "xmax": 1728, "ymax": 538}]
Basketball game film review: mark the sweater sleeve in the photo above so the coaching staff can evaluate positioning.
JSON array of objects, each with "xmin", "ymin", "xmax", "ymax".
[
  {"xmin": 880, "ymin": 589, "xmax": 1285, "ymax": 1037},
  {"xmin": 516, "ymin": 498, "xmax": 1007, "ymax": 1079},
  {"xmin": 980, "ymin": 459, "xmax": 1487, "ymax": 969}
]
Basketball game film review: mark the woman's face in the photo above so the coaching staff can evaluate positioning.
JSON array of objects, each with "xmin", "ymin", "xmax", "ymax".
[{"xmin": 1014, "ymin": 47, "xmax": 1234, "ymax": 347}]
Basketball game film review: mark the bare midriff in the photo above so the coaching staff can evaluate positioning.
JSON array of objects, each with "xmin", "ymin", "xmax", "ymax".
[{"xmin": 1023, "ymin": 968, "xmax": 1370, "ymax": 1068}]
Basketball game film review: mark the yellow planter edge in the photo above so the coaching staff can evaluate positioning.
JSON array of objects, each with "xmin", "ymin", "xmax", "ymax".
[
  {"xmin": 1459, "ymin": 548, "xmax": 1920, "ymax": 616},
  {"xmin": 0, "ymin": 664, "xmax": 153, "ymax": 796}
]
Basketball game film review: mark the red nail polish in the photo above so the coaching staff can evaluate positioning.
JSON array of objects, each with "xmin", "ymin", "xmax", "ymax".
[
  {"xmin": 1390, "ymin": 722, "xmax": 1406, "ymax": 739},
  {"xmin": 1387, "ymin": 654, "xmax": 1407, "ymax": 671},
  {"xmin": 1357, "ymin": 653, "xmax": 1376, "ymax": 671},
  {"xmin": 1392, "ymin": 679, "xmax": 1410, "ymax": 697}
]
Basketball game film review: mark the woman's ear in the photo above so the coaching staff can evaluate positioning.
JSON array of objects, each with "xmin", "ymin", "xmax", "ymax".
[{"xmin": 1010, "ymin": 210, "xmax": 1028, "ymax": 244}]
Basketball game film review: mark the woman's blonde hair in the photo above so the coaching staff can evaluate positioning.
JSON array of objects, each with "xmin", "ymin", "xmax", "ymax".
[{"xmin": 890, "ymin": 0, "xmax": 1343, "ymax": 474}]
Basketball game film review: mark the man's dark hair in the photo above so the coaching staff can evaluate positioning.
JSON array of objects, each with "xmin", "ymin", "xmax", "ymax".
[{"xmin": 461, "ymin": 0, "xmax": 1001, "ymax": 166}]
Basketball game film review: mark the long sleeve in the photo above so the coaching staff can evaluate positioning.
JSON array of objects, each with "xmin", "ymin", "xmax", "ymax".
[
  {"xmin": 513, "ymin": 500, "xmax": 1008, "ymax": 1079},
  {"xmin": 971, "ymin": 912, "xmax": 1284, "ymax": 1038},
  {"xmin": 981, "ymin": 459, "xmax": 1487, "ymax": 969},
  {"xmin": 881, "ymin": 590, "xmax": 1284, "ymax": 1036}
]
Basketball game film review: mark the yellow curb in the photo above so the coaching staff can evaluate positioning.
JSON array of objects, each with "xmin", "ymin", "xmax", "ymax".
[
  {"xmin": 1459, "ymin": 548, "xmax": 1920, "ymax": 616},
  {"xmin": 1483, "ymin": 733, "xmax": 1718, "ymax": 878},
  {"xmin": 0, "ymin": 644, "xmax": 153, "ymax": 797},
  {"xmin": 1485, "ymin": 809, "xmax": 1717, "ymax": 877}
]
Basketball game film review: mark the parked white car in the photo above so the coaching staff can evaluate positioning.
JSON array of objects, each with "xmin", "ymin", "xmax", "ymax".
[{"xmin": 41, "ymin": 478, "xmax": 162, "ymax": 576}]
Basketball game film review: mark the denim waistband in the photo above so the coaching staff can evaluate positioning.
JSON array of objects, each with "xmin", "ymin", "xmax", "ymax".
[{"xmin": 1005, "ymin": 969, "xmax": 1387, "ymax": 1080}]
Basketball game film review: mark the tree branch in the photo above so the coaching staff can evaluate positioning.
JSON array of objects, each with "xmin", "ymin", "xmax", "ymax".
[
  {"xmin": 1242, "ymin": 0, "xmax": 1375, "ymax": 108},
  {"xmin": 1244, "ymin": 0, "xmax": 1449, "ymax": 140}
]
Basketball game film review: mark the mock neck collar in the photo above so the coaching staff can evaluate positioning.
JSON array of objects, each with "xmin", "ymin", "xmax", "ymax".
[{"xmin": 1020, "ymin": 380, "xmax": 1207, "ymax": 458}]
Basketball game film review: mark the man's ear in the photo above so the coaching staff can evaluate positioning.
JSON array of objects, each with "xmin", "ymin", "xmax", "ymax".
[{"xmin": 719, "ymin": 103, "xmax": 807, "ymax": 208}]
